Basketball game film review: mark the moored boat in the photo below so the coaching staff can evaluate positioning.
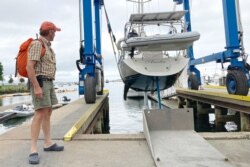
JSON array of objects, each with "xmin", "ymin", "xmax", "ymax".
[
  {"xmin": 2, "ymin": 104, "xmax": 34, "ymax": 119},
  {"xmin": 62, "ymin": 96, "xmax": 71, "ymax": 105}
]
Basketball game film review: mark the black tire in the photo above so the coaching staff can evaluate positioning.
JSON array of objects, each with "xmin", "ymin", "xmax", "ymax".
[
  {"xmin": 97, "ymin": 72, "xmax": 104, "ymax": 95},
  {"xmin": 188, "ymin": 74, "xmax": 199, "ymax": 90},
  {"xmin": 226, "ymin": 70, "xmax": 249, "ymax": 95},
  {"xmin": 84, "ymin": 75, "xmax": 96, "ymax": 103}
]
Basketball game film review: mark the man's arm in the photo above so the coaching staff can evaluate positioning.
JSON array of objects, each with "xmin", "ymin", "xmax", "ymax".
[{"xmin": 26, "ymin": 60, "xmax": 43, "ymax": 99}]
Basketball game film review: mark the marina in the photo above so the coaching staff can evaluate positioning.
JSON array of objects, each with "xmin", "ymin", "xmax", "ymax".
[
  {"xmin": 0, "ymin": 0, "xmax": 250, "ymax": 166},
  {"xmin": 0, "ymin": 82, "xmax": 156, "ymax": 135},
  {"xmin": 0, "ymin": 83, "xmax": 250, "ymax": 166}
]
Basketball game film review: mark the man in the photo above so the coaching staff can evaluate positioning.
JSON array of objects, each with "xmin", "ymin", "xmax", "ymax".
[{"xmin": 26, "ymin": 21, "xmax": 64, "ymax": 165}]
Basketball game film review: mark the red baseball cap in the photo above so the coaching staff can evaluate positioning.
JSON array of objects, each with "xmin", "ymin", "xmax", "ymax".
[{"xmin": 40, "ymin": 21, "xmax": 61, "ymax": 31}]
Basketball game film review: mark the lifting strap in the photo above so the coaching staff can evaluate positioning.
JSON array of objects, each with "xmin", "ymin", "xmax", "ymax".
[{"xmin": 103, "ymin": 1, "xmax": 118, "ymax": 64}]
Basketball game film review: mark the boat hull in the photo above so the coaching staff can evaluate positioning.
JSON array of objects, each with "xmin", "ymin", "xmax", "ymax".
[
  {"xmin": 123, "ymin": 73, "xmax": 180, "ymax": 91},
  {"xmin": 3, "ymin": 110, "xmax": 34, "ymax": 118},
  {"xmin": 118, "ymin": 54, "xmax": 188, "ymax": 91}
]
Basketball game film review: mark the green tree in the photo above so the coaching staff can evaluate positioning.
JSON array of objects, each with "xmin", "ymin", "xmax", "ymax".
[
  {"xmin": 8, "ymin": 75, "xmax": 13, "ymax": 84},
  {"xmin": 0, "ymin": 62, "xmax": 3, "ymax": 83}
]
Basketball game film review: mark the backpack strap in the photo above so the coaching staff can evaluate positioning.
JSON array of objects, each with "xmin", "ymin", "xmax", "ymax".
[
  {"xmin": 36, "ymin": 39, "xmax": 46, "ymax": 77},
  {"xmin": 37, "ymin": 39, "xmax": 46, "ymax": 57}
]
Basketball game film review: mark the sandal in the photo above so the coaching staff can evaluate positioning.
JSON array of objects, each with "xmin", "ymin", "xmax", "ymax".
[
  {"xmin": 44, "ymin": 143, "xmax": 64, "ymax": 151},
  {"xmin": 29, "ymin": 152, "xmax": 39, "ymax": 164}
]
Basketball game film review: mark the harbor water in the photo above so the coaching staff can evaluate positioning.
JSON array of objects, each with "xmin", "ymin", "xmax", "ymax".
[{"xmin": 0, "ymin": 81, "xmax": 160, "ymax": 135}]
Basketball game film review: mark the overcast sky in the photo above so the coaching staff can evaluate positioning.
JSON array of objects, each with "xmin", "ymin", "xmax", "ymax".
[{"xmin": 0, "ymin": 0, "xmax": 250, "ymax": 82}]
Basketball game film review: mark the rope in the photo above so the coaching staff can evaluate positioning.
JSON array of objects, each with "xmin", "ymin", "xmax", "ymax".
[{"xmin": 103, "ymin": 1, "xmax": 118, "ymax": 64}]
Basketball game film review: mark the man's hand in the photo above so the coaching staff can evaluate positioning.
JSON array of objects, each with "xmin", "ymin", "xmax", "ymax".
[
  {"xmin": 34, "ymin": 86, "xmax": 43, "ymax": 99},
  {"xmin": 27, "ymin": 59, "xmax": 43, "ymax": 99}
]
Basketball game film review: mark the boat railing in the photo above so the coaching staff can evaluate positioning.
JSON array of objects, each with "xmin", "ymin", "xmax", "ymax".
[{"xmin": 125, "ymin": 21, "xmax": 186, "ymax": 39}]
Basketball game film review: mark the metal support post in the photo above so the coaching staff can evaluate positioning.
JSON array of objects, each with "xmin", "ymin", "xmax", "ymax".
[
  {"xmin": 144, "ymin": 92, "xmax": 149, "ymax": 109},
  {"xmin": 240, "ymin": 113, "xmax": 250, "ymax": 131},
  {"xmin": 156, "ymin": 77, "xmax": 162, "ymax": 109},
  {"xmin": 94, "ymin": 0, "xmax": 103, "ymax": 64}
]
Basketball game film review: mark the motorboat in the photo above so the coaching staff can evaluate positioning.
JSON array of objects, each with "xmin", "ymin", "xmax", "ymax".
[
  {"xmin": 62, "ymin": 96, "xmax": 71, "ymax": 105},
  {"xmin": 116, "ymin": 11, "xmax": 200, "ymax": 99},
  {"xmin": 2, "ymin": 104, "xmax": 34, "ymax": 119}
]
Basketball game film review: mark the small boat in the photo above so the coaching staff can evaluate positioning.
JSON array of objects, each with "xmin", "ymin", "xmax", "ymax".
[
  {"xmin": 2, "ymin": 104, "xmax": 34, "ymax": 118},
  {"xmin": 62, "ymin": 96, "xmax": 71, "ymax": 105},
  {"xmin": 224, "ymin": 121, "xmax": 238, "ymax": 132}
]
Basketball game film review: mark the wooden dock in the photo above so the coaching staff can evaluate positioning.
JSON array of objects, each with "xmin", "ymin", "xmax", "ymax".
[
  {"xmin": 0, "ymin": 90, "xmax": 250, "ymax": 166},
  {"xmin": 176, "ymin": 87, "xmax": 250, "ymax": 132}
]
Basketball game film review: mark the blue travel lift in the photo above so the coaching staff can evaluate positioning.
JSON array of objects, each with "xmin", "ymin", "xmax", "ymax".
[
  {"xmin": 154, "ymin": 0, "xmax": 249, "ymax": 109},
  {"xmin": 176, "ymin": 0, "xmax": 250, "ymax": 95},
  {"xmin": 76, "ymin": 0, "xmax": 104, "ymax": 103},
  {"xmin": 77, "ymin": 0, "xmax": 249, "ymax": 105}
]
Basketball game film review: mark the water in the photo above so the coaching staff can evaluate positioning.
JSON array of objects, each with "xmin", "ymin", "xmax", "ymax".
[
  {"xmin": 0, "ymin": 81, "xmax": 161, "ymax": 134},
  {"xmin": 106, "ymin": 81, "xmax": 155, "ymax": 133},
  {"xmin": 0, "ymin": 84, "xmax": 79, "ymax": 106},
  {"xmin": 0, "ymin": 95, "xmax": 32, "ymax": 107},
  {"xmin": 0, "ymin": 84, "xmax": 80, "ymax": 135}
]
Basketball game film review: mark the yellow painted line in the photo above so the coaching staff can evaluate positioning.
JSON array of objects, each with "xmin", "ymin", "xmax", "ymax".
[
  {"xmin": 203, "ymin": 85, "xmax": 250, "ymax": 90},
  {"xmin": 203, "ymin": 85, "xmax": 225, "ymax": 89},
  {"xmin": 177, "ymin": 88, "xmax": 250, "ymax": 102},
  {"xmin": 63, "ymin": 95, "xmax": 105, "ymax": 141},
  {"xmin": 103, "ymin": 89, "xmax": 109, "ymax": 93}
]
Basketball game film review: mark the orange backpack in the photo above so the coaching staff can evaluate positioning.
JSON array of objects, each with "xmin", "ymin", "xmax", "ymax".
[{"xmin": 15, "ymin": 38, "xmax": 46, "ymax": 78}]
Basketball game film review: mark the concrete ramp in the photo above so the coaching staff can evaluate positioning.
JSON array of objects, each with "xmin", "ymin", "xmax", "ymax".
[{"xmin": 143, "ymin": 108, "xmax": 234, "ymax": 167}]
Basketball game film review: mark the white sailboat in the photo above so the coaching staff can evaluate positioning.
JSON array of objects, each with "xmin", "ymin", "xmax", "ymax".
[{"xmin": 116, "ymin": 1, "xmax": 200, "ymax": 100}]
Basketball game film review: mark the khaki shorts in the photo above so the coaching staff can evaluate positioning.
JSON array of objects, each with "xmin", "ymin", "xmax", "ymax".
[{"xmin": 30, "ymin": 81, "xmax": 58, "ymax": 110}]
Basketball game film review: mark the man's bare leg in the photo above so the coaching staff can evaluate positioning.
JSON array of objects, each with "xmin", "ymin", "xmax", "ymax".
[
  {"xmin": 42, "ymin": 107, "xmax": 53, "ymax": 147},
  {"xmin": 30, "ymin": 109, "xmax": 45, "ymax": 153}
]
